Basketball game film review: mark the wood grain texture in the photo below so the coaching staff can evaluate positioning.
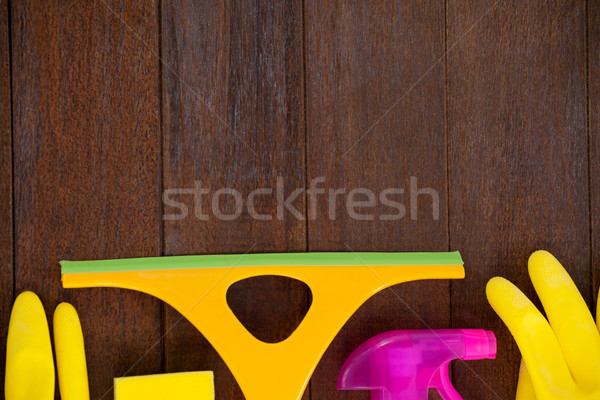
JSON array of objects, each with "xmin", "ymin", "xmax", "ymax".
[
  {"xmin": 11, "ymin": 1, "xmax": 162, "ymax": 398},
  {"xmin": 305, "ymin": 1, "xmax": 448, "ymax": 399},
  {"xmin": 160, "ymin": 0, "xmax": 307, "ymax": 398},
  {"xmin": 591, "ymin": 0, "xmax": 600, "ymax": 301},
  {"xmin": 0, "ymin": 0, "xmax": 12, "ymax": 388},
  {"xmin": 4, "ymin": 2, "xmax": 596, "ymax": 398},
  {"xmin": 447, "ymin": 1, "xmax": 589, "ymax": 398}
]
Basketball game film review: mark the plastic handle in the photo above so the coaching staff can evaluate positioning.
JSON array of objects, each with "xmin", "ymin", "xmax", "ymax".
[{"xmin": 430, "ymin": 362, "xmax": 462, "ymax": 400}]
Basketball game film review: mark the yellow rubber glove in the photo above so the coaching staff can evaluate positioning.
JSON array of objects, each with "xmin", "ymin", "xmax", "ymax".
[
  {"xmin": 486, "ymin": 250, "xmax": 600, "ymax": 399},
  {"xmin": 54, "ymin": 303, "xmax": 90, "ymax": 400}
]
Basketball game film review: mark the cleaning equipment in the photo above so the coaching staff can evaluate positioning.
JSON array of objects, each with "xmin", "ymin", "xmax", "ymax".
[
  {"xmin": 61, "ymin": 252, "xmax": 464, "ymax": 400},
  {"xmin": 114, "ymin": 371, "xmax": 214, "ymax": 400},
  {"xmin": 487, "ymin": 250, "xmax": 600, "ymax": 400},
  {"xmin": 54, "ymin": 302, "xmax": 90, "ymax": 400},
  {"xmin": 337, "ymin": 329, "xmax": 497, "ymax": 399},
  {"xmin": 5, "ymin": 292, "xmax": 55, "ymax": 400}
]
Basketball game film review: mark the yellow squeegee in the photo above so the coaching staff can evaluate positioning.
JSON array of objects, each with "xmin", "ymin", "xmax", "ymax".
[{"xmin": 61, "ymin": 252, "xmax": 464, "ymax": 400}]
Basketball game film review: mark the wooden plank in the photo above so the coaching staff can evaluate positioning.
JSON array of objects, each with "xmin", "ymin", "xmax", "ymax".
[
  {"xmin": 0, "ymin": 0, "xmax": 12, "ymax": 388},
  {"xmin": 447, "ymin": 1, "xmax": 589, "ymax": 398},
  {"xmin": 160, "ymin": 1, "xmax": 307, "ymax": 399},
  {"xmin": 591, "ymin": 0, "xmax": 600, "ymax": 302},
  {"xmin": 305, "ymin": 1, "xmax": 448, "ymax": 399},
  {"xmin": 11, "ymin": 1, "xmax": 162, "ymax": 398}
]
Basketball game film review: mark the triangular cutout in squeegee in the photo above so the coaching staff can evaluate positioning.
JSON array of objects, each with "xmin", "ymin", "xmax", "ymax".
[{"xmin": 226, "ymin": 275, "xmax": 311, "ymax": 343}]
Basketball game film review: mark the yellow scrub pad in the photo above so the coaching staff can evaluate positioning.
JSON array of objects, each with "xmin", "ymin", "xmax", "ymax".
[{"xmin": 114, "ymin": 371, "xmax": 214, "ymax": 400}]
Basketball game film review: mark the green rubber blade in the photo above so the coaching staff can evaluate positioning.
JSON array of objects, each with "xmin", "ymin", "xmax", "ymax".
[{"xmin": 61, "ymin": 251, "xmax": 463, "ymax": 274}]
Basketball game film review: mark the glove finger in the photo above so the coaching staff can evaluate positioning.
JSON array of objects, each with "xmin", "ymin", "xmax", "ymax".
[
  {"xmin": 516, "ymin": 359, "xmax": 537, "ymax": 400},
  {"xmin": 486, "ymin": 277, "xmax": 574, "ymax": 394},
  {"xmin": 528, "ymin": 250, "xmax": 600, "ymax": 385},
  {"xmin": 596, "ymin": 289, "xmax": 600, "ymax": 333}
]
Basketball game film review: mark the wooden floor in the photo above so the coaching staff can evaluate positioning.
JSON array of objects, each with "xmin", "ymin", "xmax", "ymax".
[{"xmin": 2, "ymin": 1, "xmax": 599, "ymax": 399}]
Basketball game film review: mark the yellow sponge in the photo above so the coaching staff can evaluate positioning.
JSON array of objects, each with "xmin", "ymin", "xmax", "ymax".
[{"xmin": 114, "ymin": 371, "xmax": 214, "ymax": 400}]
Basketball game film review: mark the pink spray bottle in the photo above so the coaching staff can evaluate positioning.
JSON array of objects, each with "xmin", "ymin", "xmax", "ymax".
[{"xmin": 337, "ymin": 329, "xmax": 496, "ymax": 400}]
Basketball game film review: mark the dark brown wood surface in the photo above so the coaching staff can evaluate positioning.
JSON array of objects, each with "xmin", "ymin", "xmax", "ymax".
[
  {"xmin": 160, "ymin": 1, "xmax": 308, "ymax": 398},
  {"xmin": 2, "ymin": 1, "xmax": 598, "ymax": 399},
  {"xmin": 0, "ymin": 0, "xmax": 12, "ymax": 389},
  {"xmin": 447, "ymin": 1, "xmax": 589, "ymax": 399},
  {"xmin": 11, "ymin": 1, "xmax": 163, "ymax": 399},
  {"xmin": 304, "ymin": 2, "xmax": 448, "ymax": 399},
  {"xmin": 591, "ymin": 0, "xmax": 600, "ymax": 301}
]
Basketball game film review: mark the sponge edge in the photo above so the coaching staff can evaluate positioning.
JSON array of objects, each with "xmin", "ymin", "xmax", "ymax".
[{"xmin": 114, "ymin": 371, "xmax": 215, "ymax": 400}]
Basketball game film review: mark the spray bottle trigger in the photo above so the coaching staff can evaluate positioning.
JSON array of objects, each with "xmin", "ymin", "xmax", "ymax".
[{"xmin": 430, "ymin": 361, "xmax": 462, "ymax": 400}]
